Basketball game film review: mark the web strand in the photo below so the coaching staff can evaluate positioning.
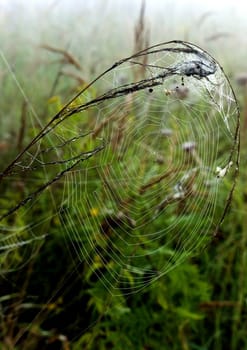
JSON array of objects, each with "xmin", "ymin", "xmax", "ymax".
[{"xmin": 0, "ymin": 40, "xmax": 240, "ymax": 297}]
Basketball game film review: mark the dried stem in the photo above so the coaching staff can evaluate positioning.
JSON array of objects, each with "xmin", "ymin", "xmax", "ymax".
[{"xmin": 40, "ymin": 44, "xmax": 82, "ymax": 71}]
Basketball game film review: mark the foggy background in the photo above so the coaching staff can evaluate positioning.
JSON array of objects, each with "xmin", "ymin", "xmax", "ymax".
[
  {"xmin": 0, "ymin": 2, "xmax": 246, "ymax": 350},
  {"xmin": 1, "ymin": 0, "xmax": 247, "ymax": 74}
]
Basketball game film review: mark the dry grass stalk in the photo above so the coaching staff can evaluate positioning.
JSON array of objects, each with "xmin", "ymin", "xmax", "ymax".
[
  {"xmin": 139, "ymin": 169, "xmax": 174, "ymax": 194},
  {"xmin": 133, "ymin": 0, "xmax": 149, "ymax": 78},
  {"xmin": 60, "ymin": 70, "xmax": 85, "ymax": 85},
  {"xmin": 40, "ymin": 44, "xmax": 82, "ymax": 71},
  {"xmin": 205, "ymin": 32, "xmax": 231, "ymax": 42}
]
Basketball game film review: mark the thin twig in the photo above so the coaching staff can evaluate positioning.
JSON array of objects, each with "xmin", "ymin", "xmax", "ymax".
[{"xmin": 0, "ymin": 144, "xmax": 105, "ymax": 221}]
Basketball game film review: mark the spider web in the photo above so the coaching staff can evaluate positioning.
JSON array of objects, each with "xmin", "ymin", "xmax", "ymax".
[{"xmin": 0, "ymin": 41, "xmax": 239, "ymax": 296}]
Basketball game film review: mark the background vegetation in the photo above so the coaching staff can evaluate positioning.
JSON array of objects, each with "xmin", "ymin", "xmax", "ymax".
[{"xmin": 0, "ymin": 1, "xmax": 246, "ymax": 349}]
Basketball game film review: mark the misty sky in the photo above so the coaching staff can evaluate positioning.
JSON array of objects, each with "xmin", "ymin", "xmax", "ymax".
[{"xmin": 1, "ymin": 0, "xmax": 247, "ymax": 73}]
